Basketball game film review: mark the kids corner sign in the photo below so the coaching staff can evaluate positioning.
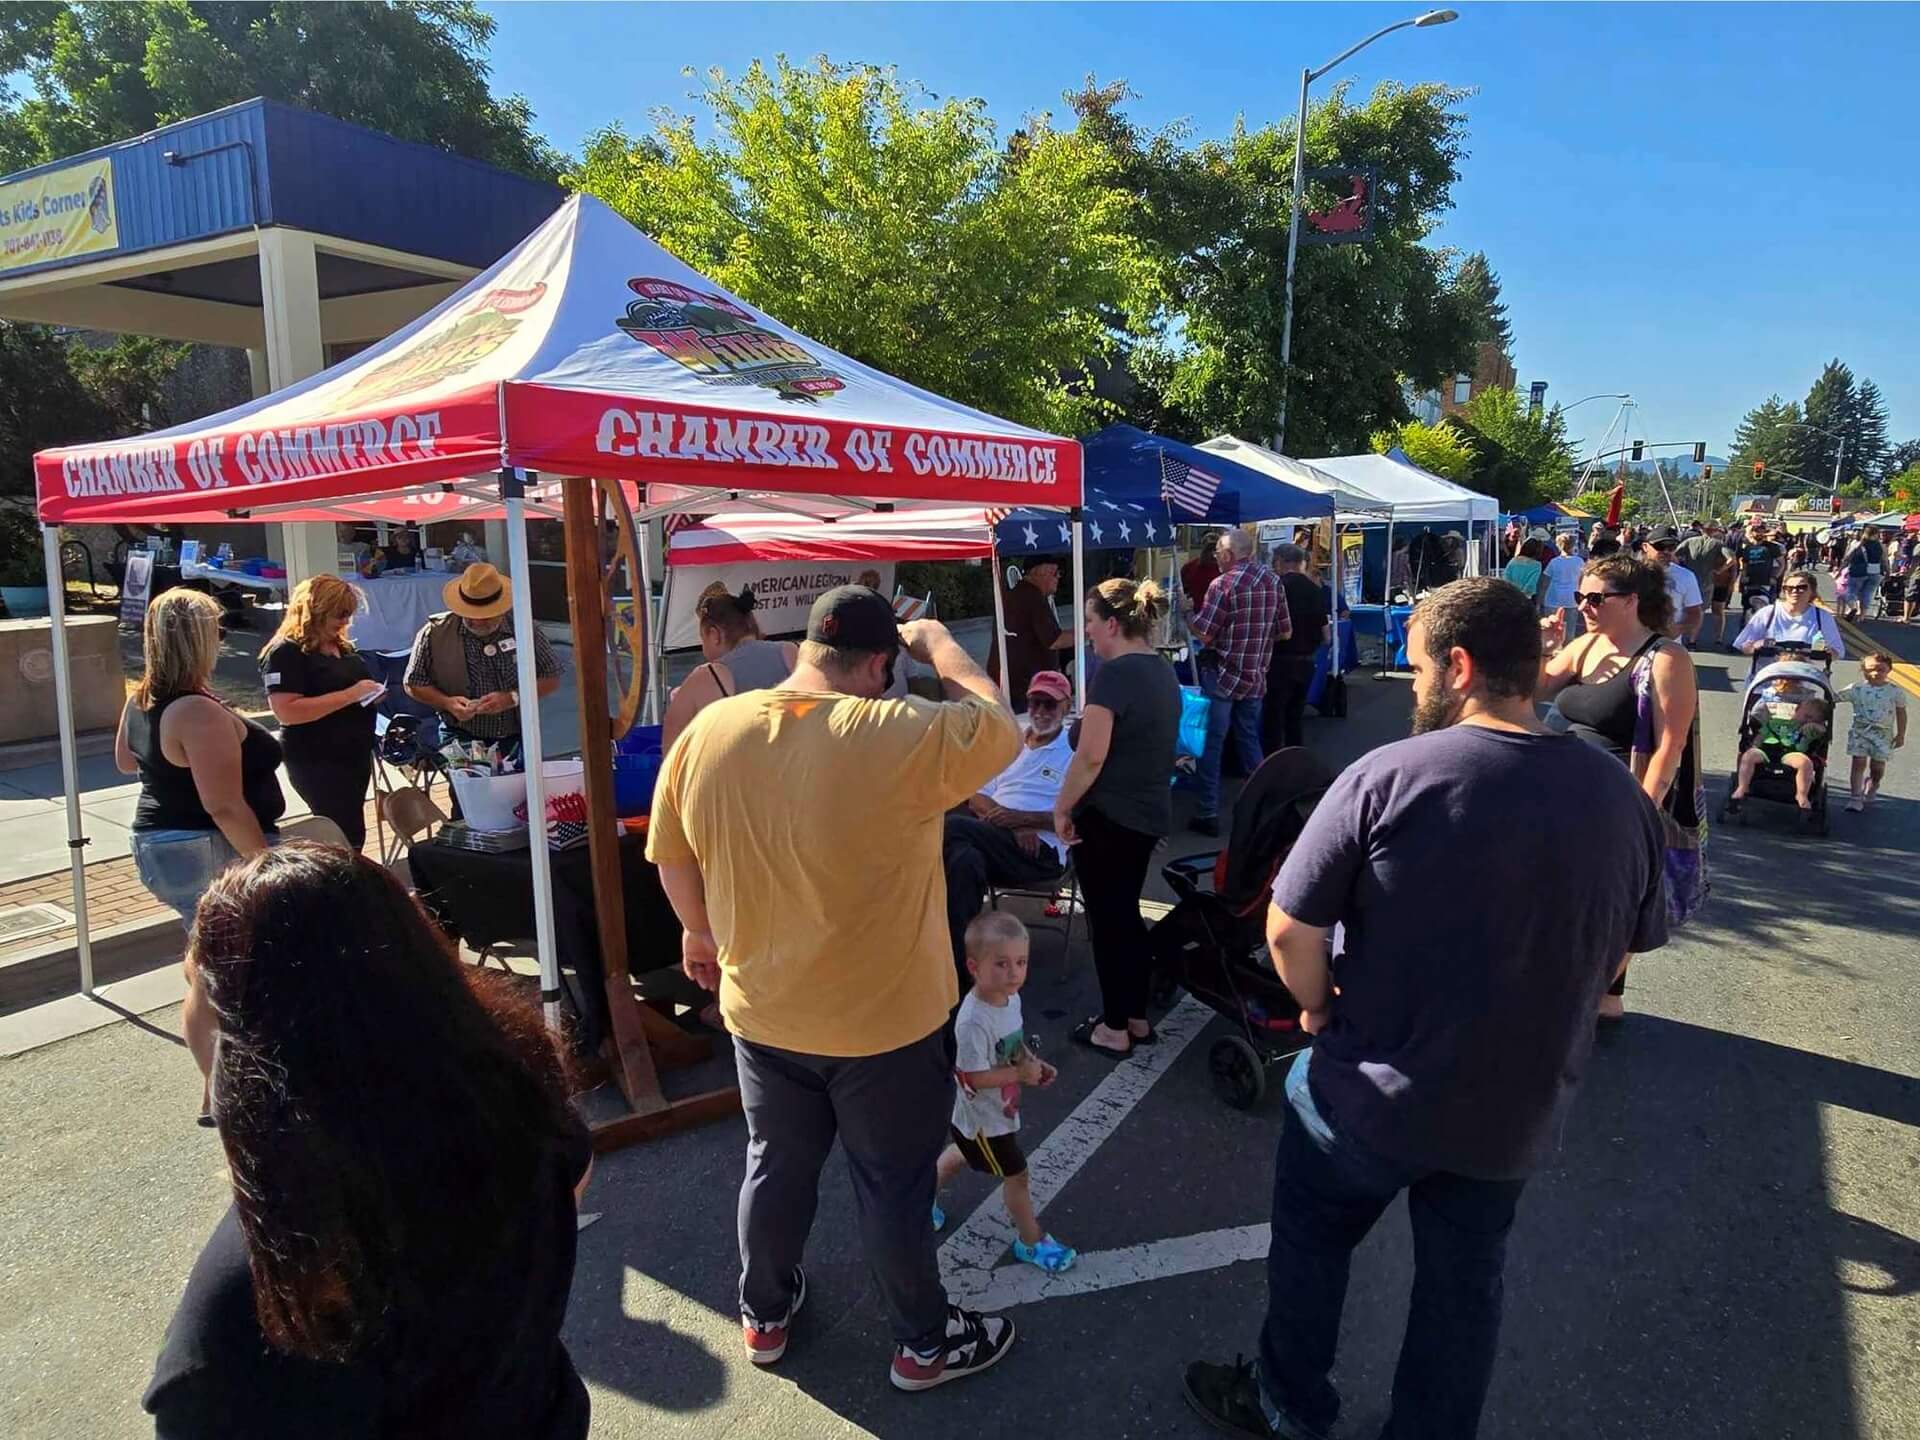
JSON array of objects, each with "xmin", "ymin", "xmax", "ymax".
[{"xmin": 0, "ymin": 157, "xmax": 119, "ymax": 275}]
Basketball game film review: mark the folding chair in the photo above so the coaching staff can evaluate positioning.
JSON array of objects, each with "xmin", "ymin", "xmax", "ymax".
[{"xmin": 988, "ymin": 856, "xmax": 1083, "ymax": 959}]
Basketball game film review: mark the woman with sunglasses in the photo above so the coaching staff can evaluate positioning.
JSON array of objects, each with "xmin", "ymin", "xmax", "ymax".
[
  {"xmin": 1539, "ymin": 555, "xmax": 1700, "ymax": 1022},
  {"xmin": 1733, "ymin": 570, "xmax": 1847, "ymax": 661}
]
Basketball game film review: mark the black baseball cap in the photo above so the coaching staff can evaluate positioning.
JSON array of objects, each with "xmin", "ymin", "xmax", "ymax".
[
  {"xmin": 1647, "ymin": 524, "xmax": 1680, "ymax": 547},
  {"xmin": 806, "ymin": 585, "xmax": 901, "ymax": 653}
]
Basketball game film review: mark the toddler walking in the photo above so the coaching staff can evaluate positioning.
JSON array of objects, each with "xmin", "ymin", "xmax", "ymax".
[
  {"xmin": 933, "ymin": 912, "xmax": 1076, "ymax": 1273},
  {"xmin": 1837, "ymin": 651, "xmax": 1908, "ymax": 811}
]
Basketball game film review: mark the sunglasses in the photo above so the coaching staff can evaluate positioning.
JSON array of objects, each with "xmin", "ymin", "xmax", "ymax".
[
  {"xmin": 1781, "ymin": 584, "xmax": 1812, "ymax": 593},
  {"xmin": 1574, "ymin": 590, "xmax": 1630, "ymax": 608},
  {"xmin": 1026, "ymin": 695, "xmax": 1065, "ymax": 710}
]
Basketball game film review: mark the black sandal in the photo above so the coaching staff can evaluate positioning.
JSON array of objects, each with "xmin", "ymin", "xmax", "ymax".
[{"xmin": 1070, "ymin": 1016, "xmax": 1132, "ymax": 1059}]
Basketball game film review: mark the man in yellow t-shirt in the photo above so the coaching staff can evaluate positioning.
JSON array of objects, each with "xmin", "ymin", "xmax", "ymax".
[{"xmin": 648, "ymin": 585, "xmax": 1021, "ymax": 1392}]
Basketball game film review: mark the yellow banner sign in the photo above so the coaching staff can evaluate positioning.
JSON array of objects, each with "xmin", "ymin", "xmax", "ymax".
[{"xmin": 0, "ymin": 157, "xmax": 119, "ymax": 275}]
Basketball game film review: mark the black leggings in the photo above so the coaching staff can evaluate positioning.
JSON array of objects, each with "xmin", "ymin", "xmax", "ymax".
[
  {"xmin": 286, "ymin": 751, "xmax": 373, "ymax": 852},
  {"xmin": 1074, "ymin": 805, "xmax": 1161, "ymax": 1029}
]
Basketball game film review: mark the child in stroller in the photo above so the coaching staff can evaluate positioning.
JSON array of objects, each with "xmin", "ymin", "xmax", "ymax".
[
  {"xmin": 1721, "ymin": 648, "xmax": 1834, "ymax": 832},
  {"xmin": 1147, "ymin": 747, "xmax": 1332, "ymax": 1109}
]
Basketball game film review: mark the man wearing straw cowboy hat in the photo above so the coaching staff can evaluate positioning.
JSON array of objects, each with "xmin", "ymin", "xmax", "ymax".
[{"xmin": 404, "ymin": 562, "xmax": 563, "ymax": 750}]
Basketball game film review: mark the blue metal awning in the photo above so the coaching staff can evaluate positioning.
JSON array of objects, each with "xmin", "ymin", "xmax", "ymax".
[{"xmin": 1080, "ymin": 424, "xmax": 1335, "ymax": 525}]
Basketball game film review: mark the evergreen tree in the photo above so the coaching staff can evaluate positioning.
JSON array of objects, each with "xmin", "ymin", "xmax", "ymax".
[
  {"xmin": 1798, "ymin": 359, "xmax": 1855, "ymax": 487},
  {"xmin": 1885, "ymin": 439, "xmax": 1920, "ymax": 479},
  {"xmin": 1452, "ymin": 252, "xmax": 1512, "ymax": 351},
  {"xmin": 1727, "ymin": 395, "xmax": 1806, "ymax": 491},
  {"xmin": 1850, "ymin": 377, "xmax": 1891, "ymax": 482}
]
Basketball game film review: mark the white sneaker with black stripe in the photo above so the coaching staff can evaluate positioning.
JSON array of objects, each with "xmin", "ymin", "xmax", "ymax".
[{"xmin": 889, "ymin": 1304, "xmax": 1016, "ymax": 1391}]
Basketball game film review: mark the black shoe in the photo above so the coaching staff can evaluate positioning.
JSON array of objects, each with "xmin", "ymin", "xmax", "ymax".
[
  {"xmin": 890, "ymin": 1304, "xmax": 1016, "ymax": 1391},
  {"xmin": 1191, "ymin": 814, "xmax": 1222, "ymax": 837},
  {"xmin": 1182, "ymin": 1357, "xmax": 1327, "ymax": 1440}
]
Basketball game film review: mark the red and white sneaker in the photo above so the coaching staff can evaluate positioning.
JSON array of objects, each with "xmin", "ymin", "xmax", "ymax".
[
  {"xmin": 889, "ymin": 1304, "xmax": 1016, "ymax": 1392},
  {"xmin": 742, "ymin": 1267, "xmax": 807, "ymax": 1366}
]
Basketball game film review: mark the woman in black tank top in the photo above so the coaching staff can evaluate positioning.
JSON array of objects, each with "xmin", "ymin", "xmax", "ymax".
[
  {"xmin": 1538, "ymin": 555, "xmax": 1700, "ymax": 1021},
  {"xmin": 117, "ymin": 590, "xmax": 285, "ymax": 928}
]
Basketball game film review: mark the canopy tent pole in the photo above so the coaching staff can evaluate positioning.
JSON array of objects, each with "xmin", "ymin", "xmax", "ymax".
[
  {"xmin": 989, "ymin": 543, "xmax": 1011, "ymax": 704},
  {"xmin": 636, "ymin": 517, "xmax": 663, "ymax": 725},
  {"xmin": 1070, "ymin": 510, "xmax": 1088, "ymax": 710},
  {"xmin": 649, "ymin": 547, "xmax": 672, "ymax": 726},
  {"xmin": 1327, "ymin": 521, "xmax": 1342, "ymax": 704},
  {"xmin": 501, "ymin": 469, "xmax": 563, "ymax": 1034},
  {"xmin": 41, "ymin": 526, "xmax": 94, "ymax": 995}
]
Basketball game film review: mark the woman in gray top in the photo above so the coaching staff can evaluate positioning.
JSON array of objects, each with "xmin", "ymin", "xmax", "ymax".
[
  {"xmin": 660, "ymin": 588, "xmax": 799, "ymax": 752},
  {"xmin": 1054, "ymin": 577, "xmax": 1182, "ymax": 1057}
]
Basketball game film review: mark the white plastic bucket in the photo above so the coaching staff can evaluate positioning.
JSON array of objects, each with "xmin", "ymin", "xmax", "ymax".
[
  {"xmin": 449, "ymin": 771, "xmax": 528, "ymax": 832},
  {"xmin": 540, "ymin": 759, "xmax": 586, "ymax": 805}
]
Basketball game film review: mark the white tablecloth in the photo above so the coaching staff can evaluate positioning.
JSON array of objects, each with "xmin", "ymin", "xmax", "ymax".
[
  {"xmin": 181, "ymin": 560, "xmax": 286, "ymax": 594},
  {"xmin": 348, "ymin": 571, "xmax": 451, "ymax": 654}
]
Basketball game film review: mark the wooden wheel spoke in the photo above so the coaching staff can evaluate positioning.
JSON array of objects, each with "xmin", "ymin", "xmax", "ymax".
[{"xmin": 594, "ymin": 480, "xmax": 648, "ymax": 740}]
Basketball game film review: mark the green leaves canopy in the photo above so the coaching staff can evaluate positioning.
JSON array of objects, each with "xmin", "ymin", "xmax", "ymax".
[{"xmin": 570, "ymin": 58, "xmax": 1157, "ymax": 436}]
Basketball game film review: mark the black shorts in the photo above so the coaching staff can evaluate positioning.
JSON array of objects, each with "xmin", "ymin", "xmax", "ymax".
[
  {"xmin": 949, "ymin": 1125, "xmax": 1027, "ymax": 1179},
  {"xmin": 1711, "ymin": 586, "xmax": 1732, "ymax": 605}
]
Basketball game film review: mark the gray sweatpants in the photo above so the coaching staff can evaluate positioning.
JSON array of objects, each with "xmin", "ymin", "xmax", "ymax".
[{"xmin": 734, "ymin": 1028, "xmax": 954, "ymax": 1349}]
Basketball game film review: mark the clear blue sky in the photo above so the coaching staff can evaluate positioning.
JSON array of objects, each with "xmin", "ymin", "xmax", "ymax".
[{"xmin": 483, "ymin": 2, "xmax": 1918, "ymax": 462}]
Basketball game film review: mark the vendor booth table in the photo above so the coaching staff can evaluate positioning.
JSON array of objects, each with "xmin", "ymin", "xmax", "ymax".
[
  {"xmin": 32, "ymin": 192, "xmax": 1085, "ymax": 1152},
  {"xmin": 409, "ymin": 830, "xmax": 680, "ymax": 1057},
  {"xmin": 349, "ymin": 570, "xmax": 453, "ymax": 653}
]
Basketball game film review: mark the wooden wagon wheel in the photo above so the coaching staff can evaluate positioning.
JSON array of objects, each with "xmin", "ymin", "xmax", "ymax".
[{"xmin": 594, "ymin": 478, "xmax": 648, "ymax": 740}]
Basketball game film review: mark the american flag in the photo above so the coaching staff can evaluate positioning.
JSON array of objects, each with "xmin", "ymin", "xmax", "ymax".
[
  {"xmin": 983, "ymin": 507, "xmax": 1013, "ymax": 527},
  {"xmin": 662, "ymin": 512, "xmax": 708, "ymax": 534},
  {"xmin": 1159, "ymin": 452, "xmax": 1223, "ymax": 519}
]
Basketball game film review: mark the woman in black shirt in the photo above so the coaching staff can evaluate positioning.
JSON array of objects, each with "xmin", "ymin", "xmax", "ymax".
[
  {"xmin": 261, "ymin": 575, "xmax": 383, "ymax": 850},
  {"xmin": 146, "ymin": 844, "xmax": 592, "ymax": 1439}
]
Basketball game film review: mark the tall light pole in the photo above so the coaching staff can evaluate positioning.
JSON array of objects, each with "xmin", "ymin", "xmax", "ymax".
[
  {"xmin": 1274, "ymin": 8, "xmax": 1458, "ymax": 453},
  {"xmin": 1781, "ymin": 420, "xmax": 1849, "ymax": 493}
]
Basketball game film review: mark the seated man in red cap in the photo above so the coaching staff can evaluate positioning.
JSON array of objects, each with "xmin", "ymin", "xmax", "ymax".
[{"xmin": 941, "ymin": 670, "xmax": 1074, "ymax": 982}]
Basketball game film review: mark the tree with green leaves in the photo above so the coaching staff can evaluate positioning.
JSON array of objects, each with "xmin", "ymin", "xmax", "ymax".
[
  {"xmin": 1850, "ymin": 377, "xmax": 1890, "ymax": 482},
  {"xmin": 1886, "ymin": 440, "xmax": 1920, "ymax": 480},
  {"xmin": 571, "ymin": 58, "xmax": 1156, "ymax": 436},
  {"xmin": 1443, "ymin": 386, "xmax": 1570, "ymax": 510},
  {"xmin": 1369, "ymin": 418, "xmax": 1474, "ymax": 481},
  {"xmin": 0, "ymin": 325, "xmax": 183, "ymax": 498},
  {"xmin": 1071, "ymin": 78, "xmax": 1486, "ymax": 455},
  {"xmin": 1728, "ymin": 395, "xmax": 1808, "ymax": 491},
  {"xmin": 0, "ymin": 1, "xmax": 561, "ymax": 179},
  {"xmin": 1798, "ymin": 359, "xmax": 1857, "ymax": 487},
  {"xmin": 1573, "ymin": 487, "xmax": 1638, "ymax": 522},
  {"xmin": 1452, "ymin": 251, "xmax": 1511, "ymax": 351}
]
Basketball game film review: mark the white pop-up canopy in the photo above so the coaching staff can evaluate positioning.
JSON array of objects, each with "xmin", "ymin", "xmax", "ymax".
[
  {"xmin": 1198, "ymin": 436, "xmax": 1393, "ymax": 520},
  {"xmin": 31, "ymin": 193, "xmax": 1084, "ymax": 1039},
  {"xmin": 1305, "ymin": 450, "xmax": 1498, "ymax": 527}
]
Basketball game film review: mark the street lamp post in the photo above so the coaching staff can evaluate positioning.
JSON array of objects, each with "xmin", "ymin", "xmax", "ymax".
[
  {"xmin": 1274, "ymin": 8, "xmax": 1458, "ymax": 452},
  {"xmin": 1780, "ymin": 420, "xmax": 1850, "ymax": 494}
]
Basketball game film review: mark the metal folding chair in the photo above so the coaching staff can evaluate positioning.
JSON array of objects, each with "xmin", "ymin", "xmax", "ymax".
[{"xmin": 988, "ymin": 856, "xmax": 1083, "ymax": 959}]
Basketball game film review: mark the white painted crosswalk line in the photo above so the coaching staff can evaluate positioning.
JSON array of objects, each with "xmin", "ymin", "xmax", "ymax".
[
  {"xmin": 965, "ymin": 1223, "xmax": 1273, "ymax": 1310},
  {"xmin": 939, "ymin": 992, "xmax": 1216, "ymax": 1303}
]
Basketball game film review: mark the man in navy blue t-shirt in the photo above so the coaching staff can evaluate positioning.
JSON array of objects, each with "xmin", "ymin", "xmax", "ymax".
[{"xmin": 1184, "ymin": 578, "xmax": 1669, "ymax": 1440}]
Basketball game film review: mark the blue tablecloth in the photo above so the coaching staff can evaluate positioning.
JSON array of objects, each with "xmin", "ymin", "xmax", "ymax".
[
  {"xmin": 1305, "ymin": 618, "xmax": 1359, "ymax": 708},
  {"xmin": 1347, "ymin": 604, "xmax": 1415, "ymax": 667}
]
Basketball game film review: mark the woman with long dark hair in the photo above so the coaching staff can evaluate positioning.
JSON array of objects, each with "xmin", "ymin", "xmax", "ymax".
[
  {"xmin": 1539, "ymin": 555, "xmax": 1703, "ymax": 1021},
  {"xmin": 1055, "ymin": 578, "xmax": 1182, "ymax": 1057},
  {"xmin": 145, "ymin": 844, "xmax": 592, "ymax": 1439}
]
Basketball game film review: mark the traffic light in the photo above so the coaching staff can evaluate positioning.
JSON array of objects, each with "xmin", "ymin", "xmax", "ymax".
[
  {"xmin": 1754, "ymin": 461, "xmax": 1766, "ymax": 478},
  {"xmin": 1702, "ymin": 464, "xmax": 1713, "ymax": 481},
  {"xmin": 1692, "ymin": 442, "xmax": 1707, "ymax": 464},
  {"xmin": 1630, "ymin": 440, "xmax": 1644, "ymax": 462}
]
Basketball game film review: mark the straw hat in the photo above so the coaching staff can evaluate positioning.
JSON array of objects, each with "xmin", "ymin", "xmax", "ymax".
[{"xmin": 444, "ymin": 563, "xmax": 513, "ymax": 620}]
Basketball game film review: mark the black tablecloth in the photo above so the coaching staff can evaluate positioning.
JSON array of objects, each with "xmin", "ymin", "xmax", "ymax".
[{"xmin": 408, "ymin": 831, "xmax": 680, "ymax": 1054}]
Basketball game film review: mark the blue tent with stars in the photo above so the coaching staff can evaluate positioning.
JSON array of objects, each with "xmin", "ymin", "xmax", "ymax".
[
  {"xmin": 992, "ymin": 497, "xmax": 1171, "ymax": 555},
  {"xmin": 1077, "ymin": 424, "xmax": 1336, "ymax": 526}
]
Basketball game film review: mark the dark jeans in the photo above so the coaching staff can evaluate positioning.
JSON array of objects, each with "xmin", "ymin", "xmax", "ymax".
[
  {"xmin": 1262, "ymin": 655, "xmax": 1317, "ymax": 753},
  {"xmin": 1074, "ymin": 805, "xmax": 1160, "ymax": 1029},
  {"xmin": 285, "ymin": 750, "xmax": 373, "ymax": 852},
  {"xmin": 943, "ymin": 813, "xmax": 1065, "ymax": 978},
  {"xmin": 1261, "ymin": 1052, "xmax": 1525, "ymax": 1440},
  {"xmin": 734, "ymin": 1029, "xmax": 953, "ymax": 1350},
  {"xmin": 1197, "ymin": 688, "xmax": 1265, "ymax": 818}
]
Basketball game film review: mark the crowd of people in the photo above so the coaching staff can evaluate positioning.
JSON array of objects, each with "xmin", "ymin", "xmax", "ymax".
[{"xmin": 108, "ymin": 496, "xmax": 1909, "ymax": 1437}]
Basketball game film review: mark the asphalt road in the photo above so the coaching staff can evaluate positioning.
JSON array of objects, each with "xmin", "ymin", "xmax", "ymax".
[{"xmin": 3, "ymin": 605, "xmax": 1916, "ymax": 1439}]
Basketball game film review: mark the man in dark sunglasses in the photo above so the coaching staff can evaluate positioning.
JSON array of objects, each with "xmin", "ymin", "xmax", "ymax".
[{"xmin": 1641, "ymin": 525, "xmax": 1704, "ymax": 642}]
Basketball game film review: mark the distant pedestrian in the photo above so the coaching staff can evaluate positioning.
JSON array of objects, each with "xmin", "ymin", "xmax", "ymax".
[
  {"xmin": 1542, "ymin": 533, "xmax": 1586, "ymax": 639},
  {"xmin": 1262, "ymin": 544, "xmax": 1328, "ymax": 752},
  {"xmin": 1189, "ymin": 530, "xmax": 1289, "ymax": 835},
  {"xmin": 1182, "ymin": 578, "xmax": 1667, "ymax": 1440},
  {"xmin": 1500, "ymin": 537, "xmax": 1546, "ymax": 609}
]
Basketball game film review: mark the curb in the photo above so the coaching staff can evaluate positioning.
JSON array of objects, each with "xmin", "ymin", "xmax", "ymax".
[{"xmin": 0, "ymin": 913, "xmax": 183, "ymax": 1017}]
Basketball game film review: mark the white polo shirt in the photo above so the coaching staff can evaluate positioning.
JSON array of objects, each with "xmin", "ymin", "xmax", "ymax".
[
  {"xmin": 981, "ymin": 728, "xmax": 1074, "ymax": 861},
  {"xmin": 1663, "ymin": 561, "xmax": 1703, "ymax": 617}
]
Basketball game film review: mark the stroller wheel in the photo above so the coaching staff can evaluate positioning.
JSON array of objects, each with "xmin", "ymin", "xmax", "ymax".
[{"xmin": 1209, "ymin": 1036, "xmax": 1266, "ymax": 1111}]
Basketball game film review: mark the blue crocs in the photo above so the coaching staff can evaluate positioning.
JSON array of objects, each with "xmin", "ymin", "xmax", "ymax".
[{"xmin": 1012, "ymin": 1235, "xmax": 1076, "ymax": 1273}]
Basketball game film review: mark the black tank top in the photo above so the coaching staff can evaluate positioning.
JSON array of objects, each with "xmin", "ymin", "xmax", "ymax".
[
  {"xmin": 1556, "ymin": 635, "xmax": 1661, "ymax": 760},
  {"xmin": 128, "ymin": 695, "xmax": 287, "ymax": 833}
]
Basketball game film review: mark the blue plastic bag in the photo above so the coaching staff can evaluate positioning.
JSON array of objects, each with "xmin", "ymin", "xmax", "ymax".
[{"xmin": 1177, "ymin": 686, "xmax": 1212, "ymax": 762}]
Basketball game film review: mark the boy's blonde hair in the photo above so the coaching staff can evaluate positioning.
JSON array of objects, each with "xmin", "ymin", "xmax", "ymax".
[{"xmin": 964, "ymin": 910, "xmax": 1028, "ymax": 958}]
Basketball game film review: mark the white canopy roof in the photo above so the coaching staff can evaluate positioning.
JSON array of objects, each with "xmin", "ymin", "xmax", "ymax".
[
  {"xmin": 1302, "ymin": 451, "xmax": 1500, "ymax": 526},
  {"xmin": 1198, "ymin": 436, "xmax": 1392, "ymax": 518}
]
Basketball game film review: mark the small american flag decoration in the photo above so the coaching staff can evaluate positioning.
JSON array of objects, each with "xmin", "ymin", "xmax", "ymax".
[{"xmin": 1159, "ymin": 452, "xmax": 1223, "ymax": 520}]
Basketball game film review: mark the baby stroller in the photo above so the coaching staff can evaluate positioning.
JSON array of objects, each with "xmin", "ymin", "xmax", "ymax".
[
  {"xmin": 1717, "ymin": 641, "xmax": 1835, "ymax": 836},
  {"xmin": 1148, "ymin": 748, "xmax": 1333, "ymax": 1109},
  {"xmin": 1878, "ymin": 565, "xmax": 1908, "ymax": 619}
]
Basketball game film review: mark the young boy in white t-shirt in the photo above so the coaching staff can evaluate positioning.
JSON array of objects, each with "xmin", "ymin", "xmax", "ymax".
[{"xmin": 932, "ymin": 912, "xmax": 1076, "ymax": 1273}]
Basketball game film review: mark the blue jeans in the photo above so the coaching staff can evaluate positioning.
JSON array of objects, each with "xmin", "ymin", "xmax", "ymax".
[
  {"xmin": 129, "ymin": 828, "xmax": 239, "ymax": 926},
  {"xmin": 1196, "ymin": 686, "xmax": 1265, "ymax": 818},
  {"xmin": 1260, "ymin": 1052, "xmax": 1526, "ymax": 1440}
]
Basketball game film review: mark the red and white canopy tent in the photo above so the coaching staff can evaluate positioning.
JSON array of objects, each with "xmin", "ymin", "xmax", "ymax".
[{"xmin": 32, "ymin": 195, "xmax": 1083, "ymax": 1084}]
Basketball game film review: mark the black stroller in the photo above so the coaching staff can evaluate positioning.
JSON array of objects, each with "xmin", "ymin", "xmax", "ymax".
[
  {"xmin": 1148, "ymin": 748, "xmax": 1333, "ymax": 1109},
  {"xmin": 1716, "ymin": 642, "xmax": 1835, "ymax": 836}
]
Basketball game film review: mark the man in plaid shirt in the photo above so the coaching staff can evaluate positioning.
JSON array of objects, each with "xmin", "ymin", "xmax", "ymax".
[{"xmin": 1189, "ymin": 529, "xmax": 1290, "ymax": 834}]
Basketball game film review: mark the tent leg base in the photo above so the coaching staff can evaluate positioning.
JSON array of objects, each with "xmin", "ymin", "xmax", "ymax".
[{"xmin": 589, "ymin": 1086, "xmax": 741, "ymax": 1152}]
